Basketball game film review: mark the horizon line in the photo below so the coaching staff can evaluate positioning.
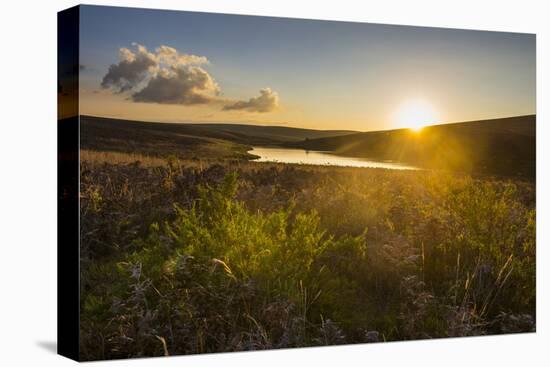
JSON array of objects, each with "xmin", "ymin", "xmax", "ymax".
[{"xmin": 76, "ymin": 113, "xmax": 536, "ymax": 134}]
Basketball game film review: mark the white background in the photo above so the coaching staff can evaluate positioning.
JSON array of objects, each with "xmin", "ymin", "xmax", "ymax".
[{"xmin": 0, "ymin": 0, "xmax": 548, "ymax": 365}]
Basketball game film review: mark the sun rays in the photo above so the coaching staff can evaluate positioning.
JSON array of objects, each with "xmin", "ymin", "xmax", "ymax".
[{"xmin": 395, "ymin": 100, "xmax": 438, "ymax": 131}]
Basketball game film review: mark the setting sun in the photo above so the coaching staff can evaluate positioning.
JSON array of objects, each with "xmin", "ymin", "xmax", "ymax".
[{"xmin": 395, "ymin": 100, "xmax": 438, "ymax": 131}]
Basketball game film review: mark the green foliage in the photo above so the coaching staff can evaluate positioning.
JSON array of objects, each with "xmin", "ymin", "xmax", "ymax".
[{"xmin": 80, "ymin": 160, "xmax": 535, "ymax": 360}]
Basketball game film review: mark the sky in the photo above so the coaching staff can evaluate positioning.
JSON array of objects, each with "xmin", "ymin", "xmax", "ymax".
[{"xmin": 78, "ymin": 5, "xmax": 536, "ymax": 131}]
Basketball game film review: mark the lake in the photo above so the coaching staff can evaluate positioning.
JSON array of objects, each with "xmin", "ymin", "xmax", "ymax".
[{"xmin": 249, "ymin": 146, "xmax": 419, "ymax": 170}]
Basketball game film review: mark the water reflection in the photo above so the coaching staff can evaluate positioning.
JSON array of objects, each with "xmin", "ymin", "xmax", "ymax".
[{"xmin": 249, "ymin": 147, "xmax": 419, "ymax": 170}]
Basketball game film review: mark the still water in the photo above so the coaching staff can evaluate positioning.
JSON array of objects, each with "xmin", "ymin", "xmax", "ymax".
[{"xmin": 249, "ymin": 147, "xmax": 419, "ymax": 170}]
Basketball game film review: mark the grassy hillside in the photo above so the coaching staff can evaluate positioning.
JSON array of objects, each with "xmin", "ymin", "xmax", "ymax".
[
  {"xmin": 182, "ymin": 123, "xmax": 356, "ymax": 143},
  {"xmin": 80, "ymin": 115, "xmax": 535, "ymax": 178},
  {"xmin": 80, "ymin": 115, "xmax": 355, "ymax": 160},
  {"xmin": 288, "ymin": 115, "xmax": 536, "ymax": 178}
]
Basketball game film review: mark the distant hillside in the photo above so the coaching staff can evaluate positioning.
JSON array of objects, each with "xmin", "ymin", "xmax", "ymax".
[
  {"xmin": 288, "ymin": 115, "xmax": 536, "ymax": 178},
  {"xmin": 79, "ymin": 115, "xmax": 356, "ymax": 159},
  {"xmin": 182, "ymin": 123, "xmax": 356, "ymax": 143}
]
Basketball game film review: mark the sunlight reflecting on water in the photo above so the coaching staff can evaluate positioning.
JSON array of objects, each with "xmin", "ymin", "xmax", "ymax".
[{"xmin": 249, "ymin": 147, "xmax": 419, "ymax": 170}]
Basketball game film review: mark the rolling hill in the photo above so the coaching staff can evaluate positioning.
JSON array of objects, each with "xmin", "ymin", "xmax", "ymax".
[
  {"xmin": 79, "ymin": 114, "xmax": 535, "ymax": 178},
  {"xmin": 80, "ymin": 115, "xmax": 356, "ymax": 159},
  {"xmin": 287, "ymin": 115, "xmax": 536, "ymax": 178}
]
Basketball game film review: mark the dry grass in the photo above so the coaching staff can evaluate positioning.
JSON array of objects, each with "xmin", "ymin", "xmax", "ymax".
[
  {"xmin": 80, "ymin": 149, "xmax": 219, "ymax": 170},
  {"xmin": 79, "ymin": 152, "xmax": 536, "ymax": 360},
  {"xmin": 80, "ymin": 149, "xmax": 169, "ymax": 167}
]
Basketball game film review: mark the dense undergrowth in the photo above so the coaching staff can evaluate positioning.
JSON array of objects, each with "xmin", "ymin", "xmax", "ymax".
[{"xmin": 79, "ymin": 153, "xmax": 535, "ymax": 360}]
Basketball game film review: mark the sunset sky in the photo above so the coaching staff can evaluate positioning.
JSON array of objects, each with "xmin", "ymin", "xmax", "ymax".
[{"xmin": 79, "ymin": 5, "xmax": 536, "ymax": 131}]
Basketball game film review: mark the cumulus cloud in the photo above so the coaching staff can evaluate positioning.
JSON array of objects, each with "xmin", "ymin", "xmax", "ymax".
[
  {"xmin": 101, "ymin": 44, "xmax": 157, "ymax": 92},
  {"xmin": 101, "ymin": 43, "xmax": 279, "ymax": 112},
  {"xmin": 132, "ymin": 66, "xmax": 220, "ymax": 105},
  {"xmin": 223, "ymin": 88, "xmax": 279, "ymax": 113},
  {"xmin": 155, "ymin": 45, "xmax": 209, "ymax": 67}
]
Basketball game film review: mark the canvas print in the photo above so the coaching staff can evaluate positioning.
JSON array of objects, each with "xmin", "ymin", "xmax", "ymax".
[{"xmin": 58, "ymin": 5, "xmax": 536, "ymax": 361}]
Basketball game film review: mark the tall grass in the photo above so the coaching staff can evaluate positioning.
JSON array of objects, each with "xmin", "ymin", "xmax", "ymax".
[{"xmin": 79, "ymin": 151, "xmax": 535, "ymax": 360}]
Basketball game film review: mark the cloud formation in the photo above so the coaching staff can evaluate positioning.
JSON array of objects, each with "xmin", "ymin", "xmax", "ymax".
[
  {"xmin": 155, "ymin": 45, "xmax": 209, "ymax": 67},
  {"xmin": 101, "ymin": 43, "xmax": 279, "ymax": 112},
  {"xmin": 132, "ymin": 67, "xmax": 220, "ymax": 105},
  {"xmin": 101, "ymin": 44, "xmax": 157, "ymax": 92},
  {"xmin": 223, "ymin": 88, "xmax": 279, "ymax": 113}
]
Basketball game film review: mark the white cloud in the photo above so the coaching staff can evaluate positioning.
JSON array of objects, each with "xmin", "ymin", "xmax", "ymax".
[
  {"xmin": 132, "ymin": 65, "xmax": 220, "ymax": 105},
  {"xmin": 101, "ymin": 43, "xmax": 157, "ymax": 92},
  {"xmin": 101, "ymin": 43, "xmax": 279, "ymax": 112},
  {"xmin": 223, "ymin": 88, "xmax": 279, "ymax": 112},
  {"xmin": 155, "ymin": 45, "xmax": 209, "ymax": 67}
]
